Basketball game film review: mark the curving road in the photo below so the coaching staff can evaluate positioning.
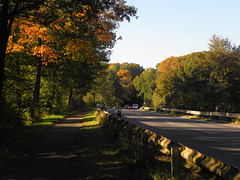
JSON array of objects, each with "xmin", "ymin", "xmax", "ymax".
[{"xmin": 106, "ymin": 109, "xmax": 240, "ymax": 169}]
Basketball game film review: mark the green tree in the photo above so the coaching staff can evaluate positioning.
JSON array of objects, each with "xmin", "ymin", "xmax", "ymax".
[
  {"xmin": 155, "ymin": 49, "xmax": 240, "ymax": 113},
  {"xmin": 208, "ymin": 34, "xmax": 232, "ymax": 53},
  {"xmin": 133, "ymin": 68, "xmax": 157, "ymax": 106}
]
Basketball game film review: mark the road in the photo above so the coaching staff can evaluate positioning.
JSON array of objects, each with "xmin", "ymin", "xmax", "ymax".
[{"xmin": 105, "ymin": 109, "xmax": 240, "ymax": 169}]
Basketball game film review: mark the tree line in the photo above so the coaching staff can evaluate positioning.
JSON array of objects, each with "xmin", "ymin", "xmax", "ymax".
[
  {"xmin": 82, "ymin": 34, "xmax": 240, "ymax": 114},
  {"xmin": 133, "ymin": 34, "xmax": 240, "ymax": 113},
  {"xmin": 84, "ymin": 62, "xmax": 144, "ymax": 107}
]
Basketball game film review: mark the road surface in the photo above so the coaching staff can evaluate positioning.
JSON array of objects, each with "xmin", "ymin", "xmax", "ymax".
[{"xmin": 106, "ymin": 109, "xmax": 240, "ymax": 169}]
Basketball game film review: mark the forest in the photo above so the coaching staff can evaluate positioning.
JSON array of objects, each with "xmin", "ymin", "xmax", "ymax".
[{"xmin": 0, "ymin": 0, "xmax": 137, "ymax": 156}]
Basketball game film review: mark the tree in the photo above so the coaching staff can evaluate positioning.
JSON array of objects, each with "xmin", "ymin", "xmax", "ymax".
[
  {"xmin": 94, "ymin": 63, "xmax": 143, "ymax": 107},
  {"xmin": 0, "ymin": 0, "xmax": 137, "ymax": 100},
  {"xmin": 208, "ymin": 34, "xmax": 232, "ymax": 53},
  {"xmin": 133, "ymin": 68, "xmax": 157, "ymax": 106},
  {"xmin": 117, "ymin": 69, "xmax": 134, "ymax": 104},
  {"xmin": 206, "ymin": 52, "xmax": 240, "ymax": 112},
  {"xmin": 7, "ymin": 17, "xmax": 59, "ymax": 120},
  {"xmin": 0, "ymin": 0, "xmax": 46, "ymax": 100},
  {"xmin": 2, "ymin": 0, "xmax": 137, "ymax": 119},
  {"xmin": 155, "ymin": 49, "xmax": 240, "ymax": 113}
]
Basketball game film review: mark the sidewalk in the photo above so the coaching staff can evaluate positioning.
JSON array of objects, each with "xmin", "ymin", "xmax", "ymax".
[{"xmin": 4, "ymin": 113, "xmax": 86, "ymax": 180}]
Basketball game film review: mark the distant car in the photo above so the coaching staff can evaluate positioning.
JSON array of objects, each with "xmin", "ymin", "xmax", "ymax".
[
  {"xmin": 129, "ymin": 106, "xmax": 133, "ymax": 109},
  {"xmin": 124, "ymin": 105, "xmax": 129, "ymax": 109},
  {"xmin": 132, "ymin": 104, "xmax": 138, "ymax": 109}
]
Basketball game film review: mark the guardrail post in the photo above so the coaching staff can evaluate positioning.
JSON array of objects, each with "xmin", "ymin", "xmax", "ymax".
[{"xmin": 171, "ymin": 146, "xmax": 180, "ymax": 179}]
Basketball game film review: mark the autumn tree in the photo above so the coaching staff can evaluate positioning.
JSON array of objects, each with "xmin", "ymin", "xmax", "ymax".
[
  {"xmin": 0, "ymin": 0, "xmax": 47, "ymax": 100},
  {"xmin": 0, "ymin": 0, "xmax": 137, "ymax": 100}
]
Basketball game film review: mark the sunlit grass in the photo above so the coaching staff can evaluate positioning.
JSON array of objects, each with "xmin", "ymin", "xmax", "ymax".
[
  {"xmin": 41, "ymin": 115, "xmax": 64, "ymax": 121},
  {"xmin": 231, "ymin": 118, "xmax": 240, "ymax": 125},
  {"xmin": 70, "ymin": 111, "xmax": 149, "ymax": 179},
  {"xmin": 100, "ymin": 150, "xmax": 119, "ymax": 156}
]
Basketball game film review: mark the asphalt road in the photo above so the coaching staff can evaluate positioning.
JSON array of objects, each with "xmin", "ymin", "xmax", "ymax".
[{"xmin": 106, "ymin": 109, "xmax": 240, "ymax": 169}]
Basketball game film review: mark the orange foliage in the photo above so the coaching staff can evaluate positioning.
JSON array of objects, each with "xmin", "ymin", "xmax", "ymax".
[
  {"xmin": 158, "ymin": 56, "xmax": 181, "ymax": 76},
  {"xmin": 7, "ymin": 18, "xmax": 58, "ymax": 65},
  {"xmin": 66, "ymin": 39, "xmax": 98, "ymax": 62},
  {"xmin": 156, "ymin": 56, "xmax": 182, "ymax": 95},
  {"xmin": 117, "ymin": 69, "xmax": 133, "ymax": 86}
]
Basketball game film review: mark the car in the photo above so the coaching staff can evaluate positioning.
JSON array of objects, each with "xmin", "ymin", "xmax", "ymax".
[
  {"xmin": 132, "ymin": 104, "xmax": 138, "ymax": 109},
  {"xmin": 124, "ymin": 105, "xmax": 130, "ymax": 109}
]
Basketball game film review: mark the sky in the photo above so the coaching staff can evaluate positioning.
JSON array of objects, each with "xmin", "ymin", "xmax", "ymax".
[{"xmin": 109, "ymin": 0, "xmax": 240, "ymax": 69}]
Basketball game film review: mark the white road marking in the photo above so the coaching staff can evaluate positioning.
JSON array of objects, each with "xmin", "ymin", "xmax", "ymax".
[
  {"xmin": 195, "ymin": 129, "xmax": 215, "ymax": 134},
  {"xmin": 166, "ymin": 121, "xmax": 175, "ymax": 125}
]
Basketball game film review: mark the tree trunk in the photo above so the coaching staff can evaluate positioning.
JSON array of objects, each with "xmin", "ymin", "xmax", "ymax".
[
  {"xmin": 93, "ymin": 92, "xmax": 96, "ymax": 107},
  {"xmin": 31, "ymin": 57, "xmax": 42, "ymax": 120},
  {"xmin": 67, "ymin": 88, "xmax": 73, "ymax": 107},
  {"xmin": 0, "ymin": 1, "xmax": 9, "ymax": 100},
  {"xmin": 16, "ymin": 54, "xmax": 22, "ymax": 109},
  {"xmin": 0, "ymin": 39, "xmax": 7, "ymax": 101},
  {"xmin": 47, "ymin": 83, "xmax": 56, "ymax": 114}
]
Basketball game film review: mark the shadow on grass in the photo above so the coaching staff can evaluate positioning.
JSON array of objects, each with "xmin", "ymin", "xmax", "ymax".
[{"xmin": 70, "ymin": 112, "xmax": 150, "ymax": 180}]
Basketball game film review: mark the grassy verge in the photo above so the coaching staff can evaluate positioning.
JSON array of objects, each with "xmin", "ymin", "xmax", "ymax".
[
  {"xmin": 70, "ymin": 111, "xmax": 145, "ymax": 179},
  {"xmin": 0, "ymin": 115, "xmax": 64, "ymax": 174},
  {"xmin": 70, "ymin": 111, "xmax": 203, "ymax": 180}
]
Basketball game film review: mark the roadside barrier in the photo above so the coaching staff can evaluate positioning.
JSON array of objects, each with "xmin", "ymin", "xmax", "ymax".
[
  {"xmin": 98, "ymin": 109, "xmax": 240, "ymax": 180},
  {"xmin": 143, "ymin": 107, "xmax": 240, "ymax": 119}
]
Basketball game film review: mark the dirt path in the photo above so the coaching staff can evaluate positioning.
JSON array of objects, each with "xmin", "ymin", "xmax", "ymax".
[{"xmin": 4, "ymin": 113, "xmax": 87, "ymax": 180}]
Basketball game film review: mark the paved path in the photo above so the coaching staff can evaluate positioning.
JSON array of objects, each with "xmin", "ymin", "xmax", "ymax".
[{"xmin": 5, "ymin": 113, "xmax": 86, "ymax": 180}]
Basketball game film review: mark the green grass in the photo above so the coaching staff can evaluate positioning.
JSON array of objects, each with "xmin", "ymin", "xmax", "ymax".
[
  {"xmin": 70, "ymin": 111, "xmax": 150, "ymax": 179},
  {"xmin": 22, "ymin": 114, "xmax": 64, "ymax": 142}
]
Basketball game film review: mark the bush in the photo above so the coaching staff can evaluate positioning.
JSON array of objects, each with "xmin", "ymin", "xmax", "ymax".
[{"xmin": 0, "ymin": 100, "xmax": 24, "ymax": 148}]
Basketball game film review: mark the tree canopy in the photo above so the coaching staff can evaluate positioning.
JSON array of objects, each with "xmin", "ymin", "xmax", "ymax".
[
  {"xmin": 155, "ymin": 42, "xmax": 240, "ymax": 112},
  {"xmin": 1, "ymin": 0, "xmax": 137, "ymax": 126},
  {"xmin": 0, "ymin": 0, "xmax": 137, "ymax": 99}
]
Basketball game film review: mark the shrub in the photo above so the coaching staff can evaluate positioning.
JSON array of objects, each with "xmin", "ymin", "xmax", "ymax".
[{"xmin": 0, "ymin": 100, "xmax": 24, "ymax": 148}]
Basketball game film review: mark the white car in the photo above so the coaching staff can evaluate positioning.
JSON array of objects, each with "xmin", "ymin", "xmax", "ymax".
[{"xmin": 132, "ymin": 104, "xmax": 138, "ymax": 109}]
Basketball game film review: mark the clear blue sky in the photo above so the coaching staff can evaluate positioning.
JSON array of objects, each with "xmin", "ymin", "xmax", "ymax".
[{"xmin": 110, "ymin": 0, "xmax": 240, "ymax": 69}]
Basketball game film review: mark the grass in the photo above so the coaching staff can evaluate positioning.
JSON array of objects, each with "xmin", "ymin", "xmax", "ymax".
[
  {"xmin": 21, "ymin": 115, "xmax": 64, "ymax": 146},
  {"xmin": 70, "ymin": 111, "xmax": 203, "ymax": 180},
  {"xmin": 70, "ymin": 111, "xmax": 151, "ymax": 179}
]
